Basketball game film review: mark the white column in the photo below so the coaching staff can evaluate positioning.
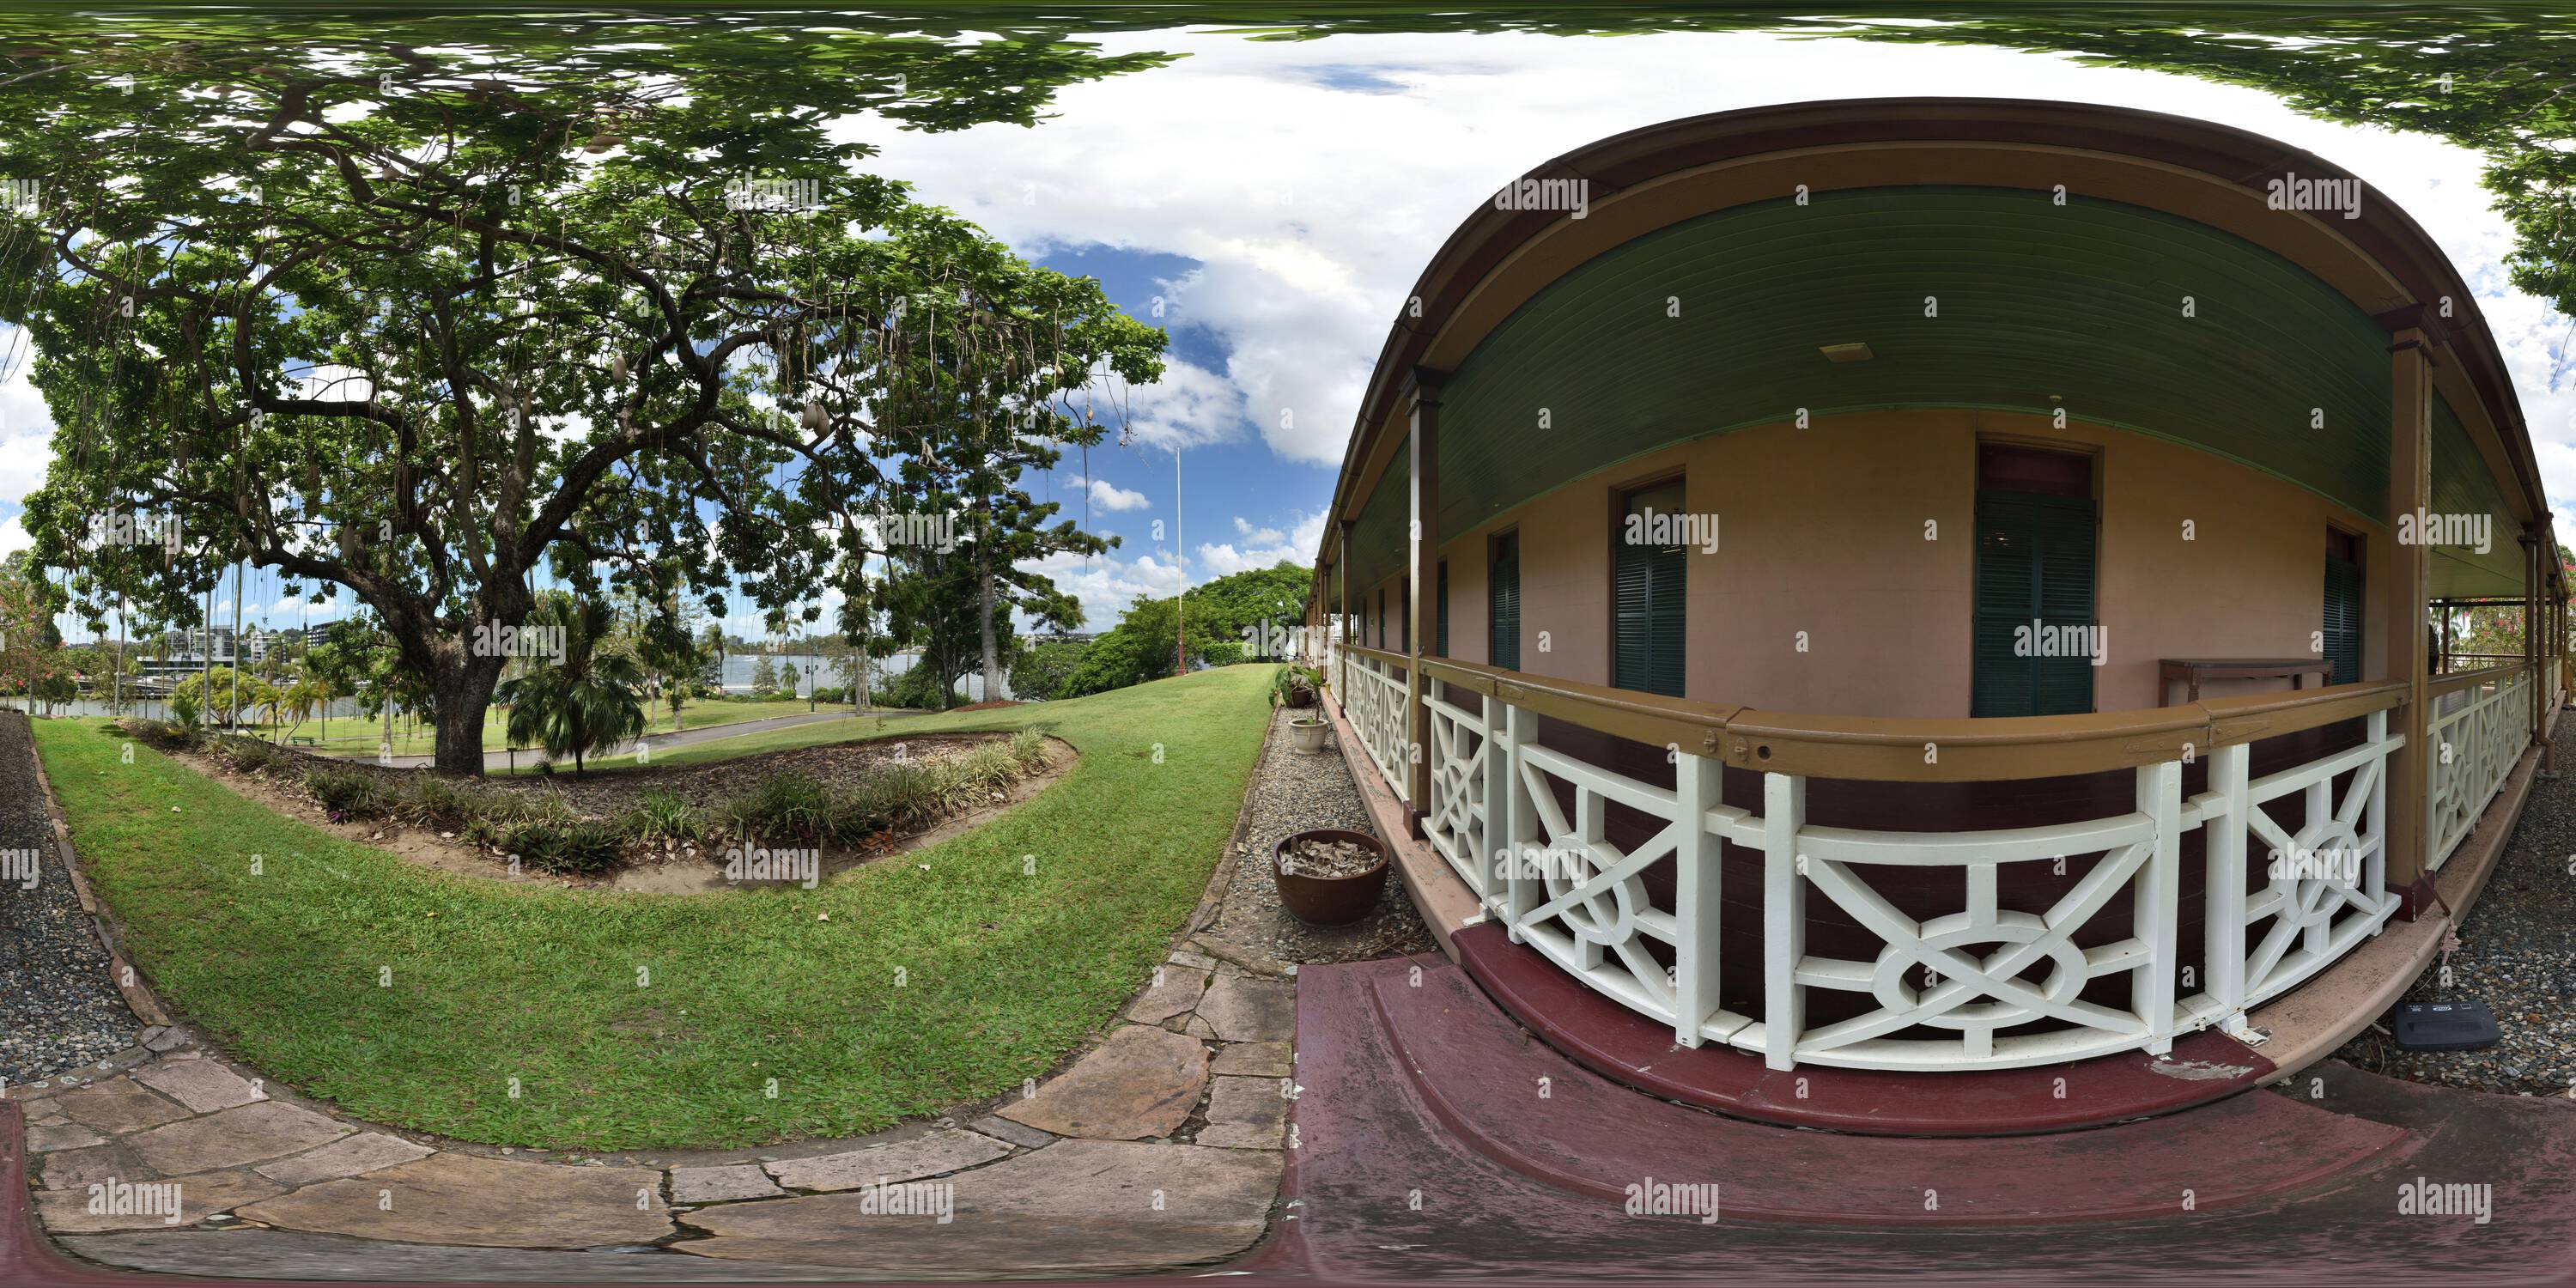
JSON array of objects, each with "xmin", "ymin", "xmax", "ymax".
[
  {"xmin": 2201, "ymin": 742, "xmax": 2251, "ymax": 1034},
  {"xmin": 1761, "ymin": 771, "xmax": 1806, "ymax": 1071},
  {"xmin": 2134, "ymin": 759, "xmax": 2183, "ymax": 1054},
  {"xmin": 1671, "ymin": 751, "xmax": 1723, "ymax": 1048}
]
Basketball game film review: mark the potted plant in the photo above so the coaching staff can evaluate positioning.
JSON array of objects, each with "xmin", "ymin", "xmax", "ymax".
[
  {"xmin": 1288, "ymin": 713, "xmax": 1329, "ymax": 753},
  {"xmin": 1273, "ymin": 828, "xmax": 1388, "ymax": 926},
  {"xmin": 1270, "ymin": 663, "xmax": 1321, "ymax": 710}
]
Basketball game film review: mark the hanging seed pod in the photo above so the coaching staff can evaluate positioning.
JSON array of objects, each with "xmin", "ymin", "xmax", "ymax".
[
  {"xmin": 301, "ymin": 459, "xmax": 321, "ymax": 496},
  {"xmin": 610, "ymin": 352, "xmax": 629, "ymax": 383},
  {"xmin": 584, "ymin": 132, "xmax": 625, "ymax": 154},
  {"xmin": 800, "ymin": 399, "xmax": 828, "ymax": 434},
  {"xmin": 337, "ymin": 522, "xmax": 361, "ymax": 560}
]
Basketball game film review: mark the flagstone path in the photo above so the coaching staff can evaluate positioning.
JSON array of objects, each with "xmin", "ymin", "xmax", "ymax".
[
  {"xmin": 15, "ymin": 933, "xmax": 1291, "ymax": 1279},
  {"xmin": 6, "ymin": 706, "xmax": 1297, "ymax": 1280}
]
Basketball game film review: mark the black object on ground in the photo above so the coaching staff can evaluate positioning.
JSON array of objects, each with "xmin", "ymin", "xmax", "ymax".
[{"xmin": 2391, "ymin": 1000, "xmax": 2502, "ymax": 1053}]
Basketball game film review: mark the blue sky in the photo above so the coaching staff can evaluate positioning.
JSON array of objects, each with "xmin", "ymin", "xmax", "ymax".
[{"xmin": 9, "ymin": 25, "xmax": 2576, "ymax": 642}]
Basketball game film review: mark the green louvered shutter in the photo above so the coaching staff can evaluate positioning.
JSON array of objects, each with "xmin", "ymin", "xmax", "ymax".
[
  {"xmin": 1490, "ymin": 532, "xmax": 1521, "ymax": 670},
  {"xmin": 2323, "ymin": 549, "xmax": 2362, "ymax": 685},
  {"xmin": 1436, "ymin": 562, "xmax": 1449, "ymax": 657},
  {"xmin": 1972, "ymin": 490, "xmax": 2098, "ymax": 716},
  {"xmin": 1614, "ymin": 482, "xmax": 1688, "ymax": 696}
]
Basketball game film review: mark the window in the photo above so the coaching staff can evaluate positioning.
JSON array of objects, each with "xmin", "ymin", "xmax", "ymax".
[
  {"xmin": 1971, "ymin": 445, "xmax": 2098, "ymax": 717},
  {"xmin": 2323, "ymin": 527, "xmax": 2363, "ymax": 685},
  {"xmin": 1613, "ymin": 478, "xmax": 1688, "ymax": 696},
  {"xmin": 1436, "ymin": 562, "xmax": 1449, "ymax": 658},
  {"xmin": 1490, "ymin": 531, "xmax": 1521, "ymax": 670}
]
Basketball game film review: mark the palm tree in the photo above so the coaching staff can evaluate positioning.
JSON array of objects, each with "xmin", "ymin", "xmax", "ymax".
[{"xmin": 497, "ymin": 593, "xmax": 648, "ymax": 775}]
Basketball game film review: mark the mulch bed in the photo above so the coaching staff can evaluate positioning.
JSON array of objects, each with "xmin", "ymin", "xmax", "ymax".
[
  {"xmin": 0, "ymin": 712, "xmax": 140, "ymax": 1082},
  {"xmin": 1204, "ymin": 704, "xmax": 1436, "ymax": 966},
  {"xmin": 2332, "ymin": 738, "xmax": 2576, "ymax": 1097}
]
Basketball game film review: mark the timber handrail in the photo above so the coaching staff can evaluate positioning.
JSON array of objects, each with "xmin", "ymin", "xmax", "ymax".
[
  {"xmin": 1408, "ymin": 653, "xmax": 2415, "ymax": 783},
  {"xmin": 2428, "ymin": 662, "xmax": 2527, "ymax": 701}
]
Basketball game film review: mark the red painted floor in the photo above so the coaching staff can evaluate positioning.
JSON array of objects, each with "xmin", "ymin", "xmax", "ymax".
[
  {"xmin": 1457, "ymin": 920, "xmax": 2281, "ymax": 1135},
  {"xmin": 1246, "ymin": 953, "xmax": 2576, "ymax": 1283}
]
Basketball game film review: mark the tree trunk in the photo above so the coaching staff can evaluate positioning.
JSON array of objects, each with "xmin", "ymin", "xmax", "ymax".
[
  {"xmin": 429, "ymin": 654, "xmax": 507, "ymax": 777},
  {"xmin": 977, "ymin": 522, "xmax": 1001, "ymax": 703}
]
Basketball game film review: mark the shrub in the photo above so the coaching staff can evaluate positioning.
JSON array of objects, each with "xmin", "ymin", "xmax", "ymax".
[
  {"xmin": 211, "ymin": 734, "xmax": 283, "ymax": 774},
  {"xmin": 503, "ymin": 820, "xmax": 624, "ymax": 875},
  {"xmin": 624, "ymin": 789, "xmax": 698, "ymax": 846},
  {"xmin": 711, "ymin": 773, "xmax": 832, "ymax": 842},
  {"xmin": 396, "ymin": 776, "xmax": 477, "ymax": 830},
  {"xmin": 811, "ymin": 686, "xmax": 846, "ymax": 705},
  {"xmin": 125, "ymin": 719, "xmax": 200, "ymax": 751},
  {"xmin": 307, "ymin": 767, "xmax": 392, "ymax": 820}
]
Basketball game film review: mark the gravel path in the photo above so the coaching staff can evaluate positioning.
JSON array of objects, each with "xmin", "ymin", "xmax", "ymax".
[
  {"xmin": 2332, "ymin": 740, "xmax": 2576, "ymax": 1097},
  {"xmin": 0, "ymin": 712, "xmax": 140, "ymax": 1083},
  {"xmin": 1206, "ymin": 705, "xmax": 1436, "ymax": 966}
]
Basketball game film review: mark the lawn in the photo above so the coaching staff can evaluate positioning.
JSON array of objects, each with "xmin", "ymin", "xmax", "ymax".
[{"xmin": 32, "ymin": 665, "xmax": 1279, "ymax": 1150}]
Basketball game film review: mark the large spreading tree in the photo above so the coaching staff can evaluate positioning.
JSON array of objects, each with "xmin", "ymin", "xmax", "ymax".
[{"xmin": 1, "ymin": 27, "xmax": 1165, "ymax": 773}]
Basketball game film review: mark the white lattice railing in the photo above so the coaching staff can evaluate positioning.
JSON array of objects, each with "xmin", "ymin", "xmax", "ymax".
[
  {"xmin": 1343, "ymin": 650, "xmax": 1413, "ymax": 805},
  {"xmin": 1406, "ymin": 672, "xmax": 2414, "ymax": 1073},
  {"xmin": 2426, "ymin": 668, "xmax": 2532, "ymax": 870}
]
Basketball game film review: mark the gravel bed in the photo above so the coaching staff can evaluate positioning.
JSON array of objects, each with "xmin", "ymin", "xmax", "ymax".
[
  {"xmin": 1206, "ymin": 704, "xmax": 1436, "ymax": 965},
  {"xmin": 0, "ymin": 712, "xmax": 141, "ymax": 1082},
  {"xmin": 2331, "ymin": 740, "xmax": 2576, "ymax": 1097}
]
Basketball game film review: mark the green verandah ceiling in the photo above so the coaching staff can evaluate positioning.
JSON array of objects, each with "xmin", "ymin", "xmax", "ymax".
[{"xmin": 1340, "ymin": 185, "xmax": 2524, "ymax": 602}]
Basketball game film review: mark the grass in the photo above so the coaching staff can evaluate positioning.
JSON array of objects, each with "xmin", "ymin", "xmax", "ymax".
[{"xmin": 32, "ymin": 665, "xmax": 1279, "ymax": 1150}]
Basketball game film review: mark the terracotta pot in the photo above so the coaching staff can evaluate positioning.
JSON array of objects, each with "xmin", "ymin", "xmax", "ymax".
[
  {"xmin": 1273, "ymin": 828, "xmax": 1388, "ymax": 927},
  {"xmin": 1289, "ymin": 717, "xmax": 1328, "ymax": 753}
]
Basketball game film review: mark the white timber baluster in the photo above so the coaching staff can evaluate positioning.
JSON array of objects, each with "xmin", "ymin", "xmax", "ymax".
[
  {"xmin": 2134, "ymin": 759, "xmax": 2183, "ymax": 1054},
  {"xmin": 1479, "ymin": 687, "xmax": 1510, "ymax": 915},
  {"xmin": 1671, "ymin": 750, "xmax": 1722, "ymax": 1048},
  {"xmin": 2201, "ymin": 741, "xmax": 2251, "ymax": 1035},
  {"xmin": 1761, "ymin": 771, "xmax": 1806, "ymax": 1071},
  {"xmin": 1500, "ymin": 701, "xmax": 1539, "ymax": 940}
]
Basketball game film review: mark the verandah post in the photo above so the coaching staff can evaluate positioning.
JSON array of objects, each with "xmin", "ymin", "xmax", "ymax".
[
  {"xmin": 2376, "ymin": 310, "xmax": 2436, "ymax": 916},
  {"xmin": 1404, "ymin": 368, "xmax": 1443, "ymax": 831}
]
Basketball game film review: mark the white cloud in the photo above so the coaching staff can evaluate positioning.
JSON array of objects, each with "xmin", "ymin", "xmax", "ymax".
[
  {"xmin": 1069, "ymin": 476, "xmax": 1152, "ymax": 512},
  {"xmin": 1195, "ymin": 507, "xmax": 1326, "ymax": 576},
  {"xmin": 0, "ymin": 513, "xmax": 27, "ymax": 558}
]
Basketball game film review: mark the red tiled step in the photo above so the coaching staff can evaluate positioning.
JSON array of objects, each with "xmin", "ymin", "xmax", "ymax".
[
  {"xmin": 1352, "ymin": 954, "xmax": 2415, "ymax": 1226},
  {"xmin": 1456, "ymin": 919, "xmax": 2279, "ymax": 1135}
]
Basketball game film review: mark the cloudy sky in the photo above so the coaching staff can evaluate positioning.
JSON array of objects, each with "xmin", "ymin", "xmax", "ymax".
[{"xmin": 6, "ymin": 25, "xmax": 2573, "ymax": 641}]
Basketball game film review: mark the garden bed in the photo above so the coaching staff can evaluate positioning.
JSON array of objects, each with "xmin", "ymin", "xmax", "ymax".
[{"xmin": 131, "ymin": 723, "xmax": 1071, "ymax": 891}]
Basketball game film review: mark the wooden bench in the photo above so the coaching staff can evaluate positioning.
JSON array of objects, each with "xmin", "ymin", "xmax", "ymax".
[{"xmin": 2157, "ymin": 658, "xmax": 2333, "ymax": 706}]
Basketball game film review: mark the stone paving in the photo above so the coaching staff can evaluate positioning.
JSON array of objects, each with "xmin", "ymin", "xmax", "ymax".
[{"xmin": 15, "ymin": 934, "xmax": 1296, "ymax": 1276}]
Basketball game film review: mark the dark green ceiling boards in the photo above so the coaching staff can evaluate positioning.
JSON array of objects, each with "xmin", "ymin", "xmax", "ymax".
[{"xmin": 1342, "ymin": 185, "xmax": 2519, "ymax": 601}]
